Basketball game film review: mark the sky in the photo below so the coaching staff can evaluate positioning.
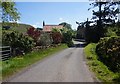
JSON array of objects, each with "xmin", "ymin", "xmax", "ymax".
[{"xmin": 16, "ymin": 2, "xmax": 94, "ymax": 30}]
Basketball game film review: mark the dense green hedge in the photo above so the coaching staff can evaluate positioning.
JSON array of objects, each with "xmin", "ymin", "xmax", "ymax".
[
  {"xmin": 2, "ymin": 31, "xmax": 35, "ymax": 55},
  {"xmin": 96, "ymin": 37, "xmax": 120, "ymax": 72},
  {"xmin": 37, "ymin": 33, "xmax": 53, "ymax": 46},
  {"xmin": 62, "ymin": 31, "xmax": 74, "ymax": 47}
]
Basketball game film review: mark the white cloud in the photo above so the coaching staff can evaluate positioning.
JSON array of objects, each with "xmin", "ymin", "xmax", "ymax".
[
  {"xmin": 59, "ymin": 18, "xmax": 63, "ymax": 21},
  {"xmin": 59, "ymin": 17, "xmax": 68, "ymax": 23},
  {"xmin": 32, "ymin": 22, "xmax": 42, "ymax": 28},
  {"xmin": 16, "ymin": 20, "xmax": 22, "ymax": 23},
  {"xmin": 8, "ymin": 20, "xmax": 22, "ymax": 23},
  {"xmin": 32, "ymin": 25, "xmax": 38, "ymax": 28}
]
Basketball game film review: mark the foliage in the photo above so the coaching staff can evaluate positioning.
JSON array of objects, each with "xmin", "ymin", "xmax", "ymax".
[
  {"xmin": 76, "ymin": 19, "xmax": 101, "ymax": 43},
  {"xmin": 59, "ymin": 22, "xmax": 72, "ymax": 30},
  {"xmin": 51, "ymin": 26, "xmax": 74, "ymax": 46},
  {"xmin": 27, "ymin": 27, "xmax": 41, "ymax": 42},
  {"xmin": 59, "ymin": 22, "xmax": 76, "ymax": 38},
  {"xmin": 84, "ymin": 43, "xmax": 119, "ymax": 82},
  {"xmin": 62, "ymin": 30, "xmax": 74, "ymax": 47},
  {"xmin": 52, "ymin": 28, "xmax": 61, "ymax": 33},
  {"xmin": 104, "ymin": 22, "xmax": 120, "ymax": 37},
  {"xmin": 84, "ymin": 21, "xmax": 100, "ymax": 43},
  {"xmin": 37, "ymin": 33, "xmax": 53, "ymax": 46},
  {"xmin": 89, "ymin": 2, "xmax": 120, "ymax": 40},
  {"xmin": 10, "ymin": 23, "xmax": 33, "ymax": 33},
  {"xmin": 1, "ymin": 23, "xmax": 33, "ymax": 33},
  {"xmin": 62, "ymin": 31, "xmax": 72, "ymax": 43},
  {"xmin": 90, "ymin": 2, "xmax": 119, "ymax": 23},
  {"xmin": 71, "ymin": 29, "xmax": 77, "ymax": 39},
  {"xmin": 0, "ymin": 27, "xmax": 2, "ymax": 46},
  {"xmin": 96, "ymin": 37, "xmax": 120, "ymax": 72},
  {"xmin": 76, "ymin": 21, "xmax": 86, "ymax": 39},
  {"xmin": 76, "ymin": 26, "xmax": 84, "ymax": 39},
  {"xmin": 105, "ymin": 27, "xmax": 117, "ymax": 37},
  {"xmin": 60, "ymin": 27, "xmax": 68, "ymax": 33},
  {"xmin": 115, "ymin": 21, "xmax": 120, "ymax": 36},
  {"xmin": 66, "ymin": 41, "xmax": 74, "ymax": 47},
  {"xmin": 1, "ymin": 2, "xmax": 20, "ymax": 22},
  {"xmin": 51, "ymin": 32, "xmax": 62, "ymax": 44},
  {"xmin": 2, "ymin": 31, "xmax": 35, "ymax": 54},
  {"xmin": 59, "ymin": 22, "xmax": 76, "ymax": 39}
]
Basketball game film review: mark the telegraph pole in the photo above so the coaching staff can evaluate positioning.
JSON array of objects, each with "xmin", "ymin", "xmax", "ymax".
[{"xmin": 118, "ymin": 4, "xmax": 120, "ymax": 22}]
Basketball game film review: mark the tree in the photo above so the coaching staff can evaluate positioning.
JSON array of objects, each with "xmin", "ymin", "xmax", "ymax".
[
  {"xmin": 90, "ymin": 2, "xmax": 119, "ymax": 23},
  {"xmin": 43, "ymin": 21, "xmax": 45, "ymax": 26},
  {"xmin": 52, "ymin": 32, "xmax": 62, "ymax": 44},
  {"xmin": 89, "ymin": 1, "xmax": 120, "ymax": 39},
  {"xmin": 76, "ymin": 22, "xmax": 85, "ymax": 39},
  {"xmin": 59, "ymin": 22, "xmax": 72, "ymax": 30},
  {"xmin": 1, "ymin": 1, "xmax": 20, "ymax": 22},
  {"xmin": 52, "ymin": 28, "xmax": 60, "ymax": 33},
  {"xmin": 27, "ymin": 27, "xmax": 41, "ymax": 42},
  {"xmin": 76, "ymin": 19, "xmax": 93, "ymax": 40}
]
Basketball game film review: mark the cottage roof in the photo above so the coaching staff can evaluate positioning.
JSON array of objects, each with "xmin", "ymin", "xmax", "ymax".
[{"xmin": 43, "ymin": 25, "xmax": 63, "ymax": 32}]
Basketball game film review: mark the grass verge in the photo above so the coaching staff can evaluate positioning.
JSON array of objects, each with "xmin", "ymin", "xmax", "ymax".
[
  {"xmin": 1, "ymin": 44, "xmax": 68, "ymax": 80},
  {"xmin": 84, "ymin": 43, "xmax": 120, "ymax": 83}
]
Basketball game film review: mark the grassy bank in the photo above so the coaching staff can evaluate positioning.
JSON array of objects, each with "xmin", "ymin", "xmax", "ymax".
[
  {"xmin": 2, "ymin": 44, "xmax": 68, "ymax": 80},
  {"xmin": 84, "ymin": 43, "xmax": 120, "ymax": 83}
]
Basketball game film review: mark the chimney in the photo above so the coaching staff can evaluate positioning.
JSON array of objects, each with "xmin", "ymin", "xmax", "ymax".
[{"xmin": 43, "ymin": 21, "xmax": 45, "ymax": 26}]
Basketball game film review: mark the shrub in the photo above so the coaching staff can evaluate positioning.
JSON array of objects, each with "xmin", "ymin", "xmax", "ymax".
[
  {"xmin": 2, "ymin": 31, "xmax": 35, "ymax": 56},
  {"xmin": 85, "ymin": 26, "xmax": 100, "ymax": 43},
  {"xmin": 51, "ymin": 32, "xmax": 62, "ymax": 44},
  {"xmin": 96, "ymin": 37, "xmax": 120, "ymax": 72},
  {"xmin": 62, "ymin": 31, "xmax": 72, "ymax": 43},
  {"xmin": 37, "ymin": 33, "xmax": 53, "ymax": 46},
  {"xmin": 27, "ymin": 27, "xmax": 41, "ymax": 42},
  {"xmin": 67, "ymin": 41, "xmax": 74, "ymax": 47},
  {"xmin": 105, "ymin": 27, "xmax": 117, "ymax": 37},
  {"xmin": 62, "ymin": 31, "xmax": 74, "ymax": 47}
]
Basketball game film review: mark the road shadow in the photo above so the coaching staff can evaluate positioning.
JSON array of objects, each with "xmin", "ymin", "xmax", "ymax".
[
  {"xmin": 74, "ymin": 43, "xmax": 87, "ymax": 48},
  {"xmin": 74, "ymin": 44, "xmax": 86, "ymax": 48},
  {"xmin": 68, "ymin": 43, "xmax": 87, "ymax": 48}
]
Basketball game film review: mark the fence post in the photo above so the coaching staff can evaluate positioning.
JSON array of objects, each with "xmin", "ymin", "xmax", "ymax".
[{"xmin": 1, "ymin": 46, "xmax": 11, "ymax": 61}]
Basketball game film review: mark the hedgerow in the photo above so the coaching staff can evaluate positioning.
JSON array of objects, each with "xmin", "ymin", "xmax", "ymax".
[{"xmin": 96, "ymin": 37, "xmax": 120, "ymax": 72}]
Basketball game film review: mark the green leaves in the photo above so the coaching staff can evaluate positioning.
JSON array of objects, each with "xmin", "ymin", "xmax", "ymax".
[
  {"xmin": 96, "ymin": 37, "xmax": 120, "ymax": 72},
  {"xmin": 2, "ymin": 31, "xmax": 35, "ymax": 54},
  {"xmin": 2, "ymin": 2, "xmax": 20, "ymax": 22}
]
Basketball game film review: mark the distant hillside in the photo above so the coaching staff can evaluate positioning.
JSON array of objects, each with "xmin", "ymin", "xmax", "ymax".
[{"xmin": 0, "ymin": 23, "xmax": 33, "ymax": 33}]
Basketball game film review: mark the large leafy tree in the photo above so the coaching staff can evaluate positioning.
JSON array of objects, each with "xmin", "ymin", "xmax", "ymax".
[
  {"xmin": 89, "ymin": 1, "xmax": 120, "ymax": 38},
  {"xmin": 1, "ymin": 1, "xmax": 20, "ymax": 22},
  {"xmin": 90, "ymin": 2, "xmax": 120, "ymax": 24},
  {"xmin": 59, "ymin": 22, "xmax": 72, "ymax": 30}
]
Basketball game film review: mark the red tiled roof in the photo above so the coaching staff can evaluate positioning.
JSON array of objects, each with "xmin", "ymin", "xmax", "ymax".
[{"xmin": 43, "ymin": 25, "xmax": 63, "ymax": 32}]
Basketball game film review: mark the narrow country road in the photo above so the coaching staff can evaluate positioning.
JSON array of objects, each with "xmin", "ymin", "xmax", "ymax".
[{"xmin": 6, "ymin": 41, "xmax": 95, "ymax": 82}]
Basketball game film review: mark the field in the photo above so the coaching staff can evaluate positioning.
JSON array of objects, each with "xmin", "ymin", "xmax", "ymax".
[{"xmin": 1, "ymin": 23, "xmax": 33, "ymax": 33}]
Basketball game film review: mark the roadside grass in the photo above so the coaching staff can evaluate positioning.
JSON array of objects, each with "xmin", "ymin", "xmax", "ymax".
[
  {"xmin": 0, "ymin": 61, "xmax": 2, "ymax": 81},
  {"xmin": 84, "ymin": 43, "xmax": 120, "ymax": 83},
  {"xmin": 1, "ymin": 44, "xmax": 68, "ymax": 80},
  {"xmin": 0, "ymin": 27, "xmax": 2, "ymax": 46}
]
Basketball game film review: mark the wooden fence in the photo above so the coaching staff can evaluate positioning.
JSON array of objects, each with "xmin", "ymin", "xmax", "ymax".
[{"xmin": 0, "ymin": 46, "xmax": 11, "ymax": 61}]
